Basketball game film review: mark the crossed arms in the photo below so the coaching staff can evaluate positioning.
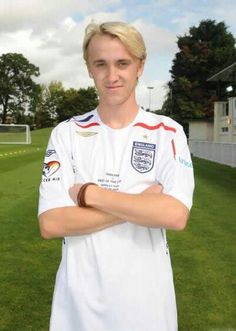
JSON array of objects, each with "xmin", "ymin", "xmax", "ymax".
[{"xmin": 38, "ymin": 183, "xmax": 189, "ymax": 239}]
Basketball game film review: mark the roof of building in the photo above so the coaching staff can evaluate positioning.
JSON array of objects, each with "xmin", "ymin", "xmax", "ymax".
[{"xmin": 207, "ymin": 62, "xmax": 236, "ymax": 82}]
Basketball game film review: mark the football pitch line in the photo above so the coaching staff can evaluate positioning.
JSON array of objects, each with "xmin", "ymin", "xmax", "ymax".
[{"xmin": 0, "ymin": 147, "xmax": 42, "ymax": 158}]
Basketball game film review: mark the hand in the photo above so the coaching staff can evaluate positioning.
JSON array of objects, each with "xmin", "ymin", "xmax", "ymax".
[
  {"xmin": 69, "ymin": 183, "xmax": 83, "ymax": 204},
  {"xmin": 142, "ymin": 183, "xmax": 163, "ymax": 195}
]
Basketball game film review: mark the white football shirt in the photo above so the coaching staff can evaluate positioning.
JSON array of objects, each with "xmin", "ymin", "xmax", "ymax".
[{"xmin": 38, "ymin": 108, "xmax": 194, "ymax": 331}]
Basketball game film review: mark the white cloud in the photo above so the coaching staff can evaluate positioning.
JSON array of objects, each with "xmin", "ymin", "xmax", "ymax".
[
  {"xmin": 0, "ymin": 0, "xmax": 121, "ymax": 32},
  {"xmin": 0, "ymin": 29, "xmax": 43, "ymax": 62},
  {"xmin": 137, "ymin": 79, "xmax": 168, "ymax": 111},
  {"xmin": 171, "ymin": 11, "xmax": 201, "ymax": 34},
  {"xmin": 133, "ymin": 19, "xmax": 178, "ymax": 56},
  {"xmin": 0, "ymin": 7, "xmax": 172, "ymax": 111},
  {"xmin": 0, "ymin": 1, "xmax": 66, "ymax": 32},
  {"xmin": 85, "ymin": 9, "xmax": 126, "ymax": 24},
  {"xmin": 38, "ymin": 9, "xmax": 126, "ymax": 55},
  {"xmin": 213, "ymin": 0, "xmax": 236, "ymax": 35},
  {"xmin": 0, "ymin": 9, "xmax": 126, "ymax": 91},
  {"xmin": 36, "ymin": 53, "xmax": 91, "ymax": 90},
  {"xmin": 170, "ymin": 0, "xmax": 236, "ymax": 36}
]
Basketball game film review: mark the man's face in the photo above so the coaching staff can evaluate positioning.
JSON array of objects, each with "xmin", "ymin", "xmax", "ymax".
[{"xmin": 87, "ymin": 34, "xmax": 144, "ymax": 108}]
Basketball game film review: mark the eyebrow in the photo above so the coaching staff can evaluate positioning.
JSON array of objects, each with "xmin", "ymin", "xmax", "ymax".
[
  {"xmin": 117, "ymin": 59, "xmax": 132, "ymax": 63},
  {"xmin": 93, "ymin": 60, "xmax": 105, "ymax": 65},
  {"xmin": 92, "ymin": 59, "xmax": 132, "ymax": 65}
]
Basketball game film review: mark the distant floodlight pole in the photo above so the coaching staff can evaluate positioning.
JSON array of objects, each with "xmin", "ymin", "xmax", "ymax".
[{"xmin": 147, "ymin": 86, "xmax": 154, "ymax": 111}]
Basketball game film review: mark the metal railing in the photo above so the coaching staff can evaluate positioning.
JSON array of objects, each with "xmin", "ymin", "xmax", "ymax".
[{"xmin": 189, "ymin": 140, "xmax": 236, "ymax": 167}]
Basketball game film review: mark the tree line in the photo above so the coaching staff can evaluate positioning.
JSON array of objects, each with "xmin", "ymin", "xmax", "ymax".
[
  {"xmin": 0, "ymin": 54, "xmax": 98, "ymax": 128},
  {"xmin": 0, "ymin": 19, "xmax": 235, "ymax": 129},
  {"xmin": 34, "ymin": 82, "xmax": 98, "ymax": 129},
  {"xmin": 161, "ymin": 19, "xmax": 236, "ymax": 128}
]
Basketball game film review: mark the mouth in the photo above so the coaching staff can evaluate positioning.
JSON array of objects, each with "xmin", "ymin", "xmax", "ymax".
[{"xmin": 106, "ymin": 85, "xmax": 123, "ymax": 91}]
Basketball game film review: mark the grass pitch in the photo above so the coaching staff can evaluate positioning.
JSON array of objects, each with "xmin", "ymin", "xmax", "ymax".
[{"xmin": 0, "ymin": 128, "xmax": 235, "ymax": 330}]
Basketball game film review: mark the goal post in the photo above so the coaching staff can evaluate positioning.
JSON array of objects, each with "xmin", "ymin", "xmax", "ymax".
[{"xmin": 0, "ymin": 124, "xmax": 31, "ymax": 144}]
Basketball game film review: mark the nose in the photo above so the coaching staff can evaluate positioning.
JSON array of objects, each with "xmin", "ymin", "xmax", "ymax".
[{"xmin": 107, "ymin": 65, "xmax": 119, "ymax": 83}]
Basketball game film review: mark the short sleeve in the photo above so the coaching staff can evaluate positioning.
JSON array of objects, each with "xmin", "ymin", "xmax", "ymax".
[
  {"xmin": 38, "ymin": 124, "xmax": 75, "ymax": 215},
  {"xmin": 156, "ymin": 126, "xmax": 194, "ymax": 210}
]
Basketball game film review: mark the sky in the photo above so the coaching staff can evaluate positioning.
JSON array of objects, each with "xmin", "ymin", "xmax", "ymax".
[{"xmin": 0, "ymin": 0, "xmax": 236, "ymax": 111}]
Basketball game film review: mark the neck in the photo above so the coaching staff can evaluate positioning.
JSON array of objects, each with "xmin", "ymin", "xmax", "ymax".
[{"xmin": 97, "ymin": 99, "xmax": 139, "ymax": 129}]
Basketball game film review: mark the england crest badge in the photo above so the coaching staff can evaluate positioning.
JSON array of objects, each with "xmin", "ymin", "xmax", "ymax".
[{"xmin": 131, "ymin": 141, "xmax": 156, "ymax": 173}]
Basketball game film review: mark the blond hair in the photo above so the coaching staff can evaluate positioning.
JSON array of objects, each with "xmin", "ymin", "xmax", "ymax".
[{"xmin": 83, "ymin": 21, "xmax": 147, "ymax": 63}]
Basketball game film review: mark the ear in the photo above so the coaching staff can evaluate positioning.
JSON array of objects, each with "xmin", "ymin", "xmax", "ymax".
[
  {"xmin": 137, "ymin": 60, "xmax": 145, "ymax": 78},
  {"xmin": 86, "ymin": 62, "xmax": 93, "ymax": 79}
]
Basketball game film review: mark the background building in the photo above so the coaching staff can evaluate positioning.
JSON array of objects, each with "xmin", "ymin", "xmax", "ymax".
[{"xmin": 189, "ymin": 63, "xmax": 236, "ymax": 167}]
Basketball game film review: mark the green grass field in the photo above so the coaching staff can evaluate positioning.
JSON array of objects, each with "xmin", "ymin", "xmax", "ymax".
[
  {"xmin": 0, "ymin": 132, "xmax": 26, "ymax": 143},
  {"xmin": 0, "ymin": 128, "xmax": 235, "ymax": 331}
]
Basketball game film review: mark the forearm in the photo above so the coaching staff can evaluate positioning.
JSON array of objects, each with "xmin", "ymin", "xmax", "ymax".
[
  {"xmin": 86, "ymin": 186, "xmax": 189, "ymax": 230},
  {"xmin": 39, "ymin": 206, "xmax": 124, "ymax": 239}
]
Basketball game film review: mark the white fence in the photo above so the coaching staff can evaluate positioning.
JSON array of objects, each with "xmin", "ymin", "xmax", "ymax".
[{"xmin": 189, "ymin": 140, "xmax": 236, "ymax": 167}]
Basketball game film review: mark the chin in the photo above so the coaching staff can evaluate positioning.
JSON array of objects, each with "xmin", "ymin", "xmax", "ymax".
[
  {"xmin": 108, "ymin": 100, "xmax": 129, "ymax": 108},
  {"xmin": 104, "ymin": 93, "xmax": 133, "ymax": 106}
]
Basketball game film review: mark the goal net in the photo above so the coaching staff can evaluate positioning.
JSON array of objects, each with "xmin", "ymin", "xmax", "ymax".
[{"xmin": 0, "ymin": 124, "xmax": 31, "ymax": 144}]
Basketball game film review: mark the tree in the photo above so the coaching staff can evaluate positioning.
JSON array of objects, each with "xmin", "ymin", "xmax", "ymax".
[
  {"xmin": 0, "ymin": 53, "xmax": 40, "ymax": 123},
  {"xmin": 163, "ymin": 20, "xmax": 236, "ymax": 124},
  {"xmin": 35, "ymin": 83, "xmax": 98, "ymax": 127},
  {"xmin": 56, "ymin": 86, "xmax": 98, "ymax": 122},
  {"xmin": 35, "ymin": 81, "xmax": 64, "ymax": 128}
]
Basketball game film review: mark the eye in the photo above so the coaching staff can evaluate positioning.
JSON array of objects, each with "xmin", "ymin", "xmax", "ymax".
[
  {"xmin": 96, "ymin": 63, "xmax": 105, "ymax": 68},
  {"xmin": 118, "ymin": 61, "xmax": 129, "ymax": 68},
  {"xmin": 94, "ymin": 61, "xmax": 106, "ymax": 68}
]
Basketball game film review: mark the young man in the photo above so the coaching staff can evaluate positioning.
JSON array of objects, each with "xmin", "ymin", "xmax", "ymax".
[{"xmin": 38, "ymin": 21, "xmax": 194, "ymax": 331}]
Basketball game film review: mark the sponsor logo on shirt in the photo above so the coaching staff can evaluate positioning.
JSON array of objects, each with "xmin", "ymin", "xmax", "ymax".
[
  {"xmin": 178, "ymin": 157, "xmax": 193, "ymax": 168},
  {"xmin": 131, "ymin": 141, "xmax": 156, "ymax": 173},
  {"xmin": 76, "ymin": 131, "xmax": 98, "ymax": 137},
  {"xmin": 43, "ymin": 161, "xmax": 60, "ymax": 177}
]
